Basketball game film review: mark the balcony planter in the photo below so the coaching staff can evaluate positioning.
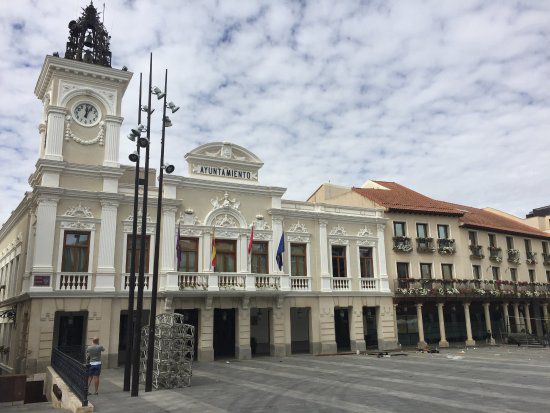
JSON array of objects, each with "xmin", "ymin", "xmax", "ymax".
[
  {"xmin": 469, "ymin": 245, "xmax": 484, "ymax": 259},
  {"xmin": 543, "ymin": 253, "xmax": 550, "ymax": 266},
  {"xmin": 488, "ymin": 246, "xmax": 502, "ymax": 263},
  {"xmin": 393, "ymin": 236, "xmax": 413, "ymax": 253},
  {"xmin": 437, "ymin": 239, "xmax": 456, "ymax": 255},
  {"xmin": 507, "ymin": 249, "xmax": 521, "ymax": 265},
  {"xmin": 416, "ymin": 237, "xmax": 435, "ymax": 253},
  {"xmin": 526, "ymin": 252, "xmax": 537, "ymax": 265}
]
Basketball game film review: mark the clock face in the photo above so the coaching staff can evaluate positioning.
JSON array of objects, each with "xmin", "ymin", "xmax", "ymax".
[{"xmin": 73, "ymin": 102, "xmax": 100, "ymax": 127}]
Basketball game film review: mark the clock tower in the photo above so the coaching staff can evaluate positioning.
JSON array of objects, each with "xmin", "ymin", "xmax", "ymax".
[{"xmin": 34, "ymin": 2, "xmax": 132, "ymax": 171}]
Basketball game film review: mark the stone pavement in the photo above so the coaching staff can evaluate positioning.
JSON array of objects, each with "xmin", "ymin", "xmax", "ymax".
[{"xmin": 3, "ymin": 346, "xmax": 550, "ymax": 412}]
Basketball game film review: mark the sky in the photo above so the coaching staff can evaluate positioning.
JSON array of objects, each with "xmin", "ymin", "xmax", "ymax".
[{"xmin": 0, "ymin": 0, "xmax": 549, "ymax": 222}]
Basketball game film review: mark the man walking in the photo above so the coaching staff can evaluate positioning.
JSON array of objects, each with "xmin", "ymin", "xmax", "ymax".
[{"xmin": 86, "ymin": 337, "xmax": 105, "ymax": 395}]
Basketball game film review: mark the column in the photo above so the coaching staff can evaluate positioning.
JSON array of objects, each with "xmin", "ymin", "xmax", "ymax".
[
  {"xmin": 95, "ymin": 201, "xmax": 118, "ymax": 291},
  {"xmin": 483, "ymin": 302, "xmax": 496, "ymax": 345},
  {"xmin": 202, "ymin": 232, "xmax": 212, "ymax": 272},
  {"xmin": 103, "ymin": 115, "xmax": 123, "ymax": 167},
  {"xmin": 271, "ymin": 302, "xmax": 286, "ymax": 357},
  {"xmin": 161, "ymin": 206, "xmax": 177, "ymax": 290},
  {"xmin": 523, "ymin": 303, "xmax": 532, "ymax": 334},
  {"xmin": 513, "ymin": 303, "xmax": 522, "ymax": 333},
  {"xmin": 463, "ymin": 302, "xmax": 476, "ymax": 346},
  {"xmin": 543, "ymin": 303, "xmax": 549, "ymax": 327},
  {"xmin": 319, "ymin": 219, "xmax": 331, "ymax": 291},
  {"xmin": 437, "ymin": 303, "xmax": 449, "ymax": 348},
  {"xmin": 239, "ymin": 235, "xmax": 248, "ymax": 273},
  {"xmin": 416, "ymin": 303, "xmax": 427, "ymax": 349},
  {"xmin": 44, "ymin": 106, "xmax": 66, "ymax": 161},
  {"xmin": 350, "ymin": 303, "xmax": 366, "ymax": 352},
  {"xmin": 376, "ymin": 223, "xmax": 390, "ymax": 292},
  {"xmin": 198, "ymin": 304, "xmax": 214, "ymax": 362},
  {"xmin": 271, "ymin": 216, "xmax": 283, "ymax": 274},
  {"xmin": 502, "ymin": 302, "xmax": 510, "ymax": 333},
  {"xmin": 393, "ymin": 304, "xmax": 400, "ymax": 347},
  {"xmin": 31, "ymin": 197, "xmax": 59, "ymax": 291},
  {"xmin": 237, "ymin": 303, "xmax": 251, "ymax": 360}
]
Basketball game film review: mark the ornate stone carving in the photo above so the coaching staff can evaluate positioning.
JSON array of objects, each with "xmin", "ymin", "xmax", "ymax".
[
  {"xmin": 329, "ymin": 238, "xmax": 349, "ymax": 245},
  {"xmin": 356, "ymin": 239, "xmax": 376, "ymax": 247},
  {"xmin": 288, "ymin": 222, "xmax": 308, "ymax": 233},
  {"xmin": 64, "ymin": 115, "xmax": 105, "ymax": 146},
  {"xmin": 287, "ymin": 234, "xmax": 309, "ymax": 243},
  {"xmin": 126, "ymin": 207, "xmax": 152, "ymax": 223},
  {"xmin": 251, "ymin": 214, "xmax": 270, "ymax": 230},
  {"xmin": 357, "ymin": 226, "xmax": 373, "ymax": 237},
  {"xmin": 179, "ymin": 209, "xmax": 200, "ymax": 226},
  {"xmin": 180, "ymin": 227, "xmax": 202, "ymax": 237},
  {"xmin": 210, "ymin": 192, "xmax": 240, "ymax": 211},
  {"xmin": 329, "ymin": 225, "xmax": 347, "ymax": 236},
  {"xmin": 214, "ymin": 214, "xmax": 238, "ymax": 228},
  {"xmin": 60, "ymin": 220, "xmax": 95, "ymax": 230},
  {"xmin": 64, "ymin": 203, "xmax": 94, "ymax": 218}
]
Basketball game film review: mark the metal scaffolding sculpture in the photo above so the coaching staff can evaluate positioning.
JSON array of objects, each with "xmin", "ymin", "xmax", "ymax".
[{"xmin": 140, "ymin": 313, "xmax": 195, "ymax": 389}]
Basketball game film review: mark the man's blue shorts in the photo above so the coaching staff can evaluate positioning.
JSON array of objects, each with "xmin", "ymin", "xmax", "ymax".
[{"xmin": 89, "ymin": 364, "xmax": 102, "ymax": 377}]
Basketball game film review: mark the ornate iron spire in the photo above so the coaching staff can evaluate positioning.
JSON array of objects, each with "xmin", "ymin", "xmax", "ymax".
[{"xmin": 64, "ymin": 1, "xmax": 112, "ymax": 67}]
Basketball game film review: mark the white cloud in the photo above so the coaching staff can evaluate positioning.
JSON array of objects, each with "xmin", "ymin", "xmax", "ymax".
[{"xmin": 0, "ymin": 0, "xmax": 549, "ymax": 222}]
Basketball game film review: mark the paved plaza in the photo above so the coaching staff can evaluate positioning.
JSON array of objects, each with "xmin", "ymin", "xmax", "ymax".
[{"xmin": 4, "ymin": 347, "xmax": 550, "ymax": 413}]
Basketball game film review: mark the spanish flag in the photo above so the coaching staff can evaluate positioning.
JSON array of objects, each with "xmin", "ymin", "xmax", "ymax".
[{"xmin": 211, "ymin": 231, "xmax": 217, "ymax": 269}]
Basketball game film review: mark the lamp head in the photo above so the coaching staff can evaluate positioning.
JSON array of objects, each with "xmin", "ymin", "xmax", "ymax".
[
  {"xmin": 163, "ymin": 164, "xmax": 175, "ymax": 174},
  {"xmin": 138, "ymin": 136, "xmax": 149, "ymax": 148},
  {"xmin": 130, "ymin": 124, "xmax": 145, "ymax": 137},
  {"xmin": 163, "ymin": 116, "xmax": 172, "ymax": 128},
  {"xmin": 141, "ymin": 105, "xmax": 154, "ymax": 114},
  {"xmin": 167, "ymin": 102, "xmax": 180, "ymax": 113},
  {"xmin": 129, "ymin": 151, "xmax": 139, "ymax": 162},
  {"xmin": 127, "ymin": 133, "xmax": 136, "ymax": 142},
  {"xmin": 152, "ymin": 86, "xmax": 166, "ymax": 100}
]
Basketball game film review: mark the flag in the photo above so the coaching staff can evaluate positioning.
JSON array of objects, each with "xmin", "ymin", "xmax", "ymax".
[
  {"xmin": 248, "ymin": 224, "xmax": 254, "ymax": 255},
  {"xmin": 276, "ymin": 233, "xmax": 284, "ymax": 270},
  {"xmin": 211, "ymin": 230, "xmax": 217, "ymax": 269},
  {"xmin": 176, "ymin": 222, "xmax": 181, "ymax": 270}
]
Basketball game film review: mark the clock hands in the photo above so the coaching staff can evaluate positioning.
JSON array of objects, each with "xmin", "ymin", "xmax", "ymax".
[{"xmin": 84, "ymin": 104, "xmax": 91, "ymax": 118}]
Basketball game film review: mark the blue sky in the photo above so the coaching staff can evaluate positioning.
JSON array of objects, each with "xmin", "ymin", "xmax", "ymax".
[{"xmin": 0, "ymin": 0, "xmax": 549, "ymax": 222}]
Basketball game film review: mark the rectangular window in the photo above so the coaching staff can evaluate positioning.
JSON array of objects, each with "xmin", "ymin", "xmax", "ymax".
[
  {"xmin": 214, "ymin": 240, "xmax": 237, "ymax": 272},
  {"xmin": 529, "ymin": 269, "xmax": 535, "ymax": 283},
  {"xmin": 359, "ymin": 247, "xmax": 374, "ymax": 278},
  {"xmin": 437, "ymin": 224, "xmax": 449, "ymax": 239},
  {"xmin": 251, "ymin": 241, "xmax": 268, "ymax": 274},
  {"xmin": 62, "ymin": 231, "xmax": 90, "ymax": 272},
  {"xmin": 416, "ymin": 223, "xmax": 428, "ymax": 238},
  {"xmin": 506, "ymin": 236, "xmax": 514, "ymax": 250},
  {"xmin": 472, "ymin": 265, "xmax": 481, "ymax": 280},
  {"xmin": 420, "ymin": 263, "xmax": 432, "ymax": 279},
  {"xmin": 331, "ymin": 246, "xmax": 347, "ymax": 277},
  {"xmin": 396, "ymin": 262, "xmax": 409, "ymax": 279},
  {"xmin": 543, "ymin": 241, "xmax": 549, "ymax": 255},
  {"xmin": 468, "ymin": 231, "xmax": 477, "ymax": 246},
  {"xmin": 393, "ymin": 222, "xmax": 406, "ymax": 237},
  {"xmin": 126, "ymin": 235, "xmax": 151, "ymax": 273},
  {"xmin": 441, "ymin": 264, "xmax": 453, "ymax": 280},
  {"xmin": 510, "ymin": 268, "xmax": 517, "ymax": 282},
  {"xmin": 524, "ymin": 239, "xmax": 532, "ymax": 253},
  {"xmin": 178, "ymin": 237, "xmax": 198, "ymax": 272},
  {"xmin": 488, "ymin": 234, "xmax": 496, "ymax": 248},
  {"xmin": 491, "ymin": 266, "xmax": 500, "ymax": 281},
  {"xmin": 290, "ymin": 243, "xmax": 307, "ymax": 277}
]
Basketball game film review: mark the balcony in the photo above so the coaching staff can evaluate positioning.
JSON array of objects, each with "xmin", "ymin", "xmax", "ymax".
[
  {"xmin": 394, "ymin": 278, "xmax": 550, "ymax": 299},
  {"xmin": 174, "ymin": 272, "xmax": 284, "ymax": 293},
  {"xmin": 393, "ymin": 236, "xmax": 413, "ymax": 253},
  {"xmin": 332, "ymin": 277, "xmax": 351, "ymax": 291},
  {"xmin": 507, "ymin": 249, "xmax": 521, "ymax": 265},
  {"xmin": 469, "ymin": 245, "xmax": 484, "ymax": 259},
  {"xmin": 526, "ymin": 252, "xmax": 537, "ymax": 265},
  {"xmin": 416, "ymin": 237, "xmax": 435, "ymax": 253},
  {"xmin": 437, "ymin": 238, "xmax": 456, "ymax": 255},
  {"xmin": 121, "ymin": 273, "xmax": 151, "ymax": 291},
  {"xmin": 290, "ymin": 276, "xmax": 311, "ymax": 291},
  {"xmin": 360, "ymin": 278, "xmax": 379, "ymax": 291},
  {"xmin": 543, "ymin": 253, "xmax": 550, "ymax": 266},
  {"xmin": 56, "ymin": 273, "xmax": 92, "ymax": 291},
  {"xmin": 488, "ymin": 246, "xmax": 502, "ymax": 263}
]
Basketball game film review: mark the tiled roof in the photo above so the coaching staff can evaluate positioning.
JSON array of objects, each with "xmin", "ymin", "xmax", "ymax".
[
  {"xmin": 352, "ymin": 181, "xmax": 463, "ymax": 216},
  {"xmin": 353, "ymin": 181, "xmax": 550, "ymax": 239}
]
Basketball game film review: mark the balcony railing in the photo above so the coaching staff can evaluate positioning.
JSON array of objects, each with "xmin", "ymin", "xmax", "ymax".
[
  {"xmin": 416, "ymin": 237, "xmax": 435, "ymax": 253},
  {"xmin": 526, "ymin": 252, "xmax": 537, "ymax": 265},
  {"xmin": 507, "ymin": 249, "xmax": 521, "ymax": 265},
  {"xmin": 57, "ymin": 273, "xmax": 92, "ymax": 291},
  {"xmin": 394, "ymin": 278, "xmax": 550, "ymax": 299},
  {"xmin": 469, "ymin": 245, "xmax": 484, "ymax": 259},
  {"xmin": 437, "ymin": 238, "xmax": 456, "ymax": 255},
  {"xmin": 218, "ymin": 274, "xmax": 246, "ymax": 290},
  {"xmin": 543, "ymin": 253, "xmax": 550, "ymax": 266},
  {"xmin": 290, "ymin": 276, "xmax": 311, "ymax": 291},
  {"xmin": 51, "ymin": 347, "xmax": 89, "ymax": 407},
  {"xmin": 393, "ymin": 236, "xmax": 413, "ymax": 253},
  {"xmin": 488, "ymin": 246, "xmax": 503, "ymax": 263},
  {"xmin": 255, "ymin": 275, "xmax": 281, "ymax": 290},
  {"xmin": 332, "ymin": 277, "xmax": 351, "ymax": 291},
  {"xmin": 178, "ymin": 273, "xmax": 208, "ymax": 290},
  {"xmin": 360, "ymin": 278, "xmax": 379, "ymax": 291},
  {"xmin": 121, "ymin": 273, "xmax": 151, "ymax": 291}
]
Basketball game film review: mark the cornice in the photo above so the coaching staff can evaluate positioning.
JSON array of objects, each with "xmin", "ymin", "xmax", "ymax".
[
  {"xmin": 30, "ymin": 159, "xmax": 125, "ymax": 186},
  {"xmin": 0, "ymin": 195, "xmax": 32, "ymax": 241},
  {"xmin": 35, "ymin": 55, "xmax": 133, "ymax": 100},
  {"xmin": 32, "ymin": 187, "xmax": 124, "ymax": 204},
  {"xmin": 174, "ymin": 175, "xmax": 287, "ymax": 197},
  {"xmin": 268, "ymin": 208, "xmax": 387, "ymax": 224}
]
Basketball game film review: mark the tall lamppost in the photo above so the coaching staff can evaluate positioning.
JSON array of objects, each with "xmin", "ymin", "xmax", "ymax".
[
  {"xmin": 145, "ymin": 68, "xmax": 177, "ymax": 392},
  {"xmin": 123, "ymin": 72, "xmax": 143, "ymax": 392}
]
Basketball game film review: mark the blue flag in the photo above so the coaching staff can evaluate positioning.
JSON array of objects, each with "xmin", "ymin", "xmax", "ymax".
[{"xmin": 276, "ymin": 233, "xmax": 285, "ymax": 270}]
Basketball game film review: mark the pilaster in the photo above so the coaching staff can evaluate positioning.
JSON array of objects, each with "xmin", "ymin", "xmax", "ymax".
[
  {"xmin": 160, "ymin": 206, "xmax": 177, "ymax": 273},
  {"xmin": 103, "ymin": 115, "xmax": 123, "ymax": 167},
  {"xmin": 236, "ymin": 304, "xmax": 251, "ymax": 360},
  {"xmin": 349, "ymin": 303, "xmax": 366, "ymax": 352},
  {"xmin": 376, "ymin": 223, "xmax": 390, "ymax": 292},
  {"xmin": 271, "ymin": 216, "xmax": 283, "ymax": 274},
  {"xmin": 95, "ymin": 200, "xmax": 118, "ymax": 291},
  {"xmin": 319, "ymin": 219, "xmax": 329, "ymax": 277},
  {"xmin": 202, "ymin": 232, "xmax": 212, "ymax": 272},
  {"xmin": 271, "ymin": 304, "xmax": 286, "ymax": 357},
  {"xmin": 44, "ymin": 106, "xmax": 66, "ymax": 161},
  {"xmin": 31, "ymin": 197, "xmax": 59, "ymax": 291},
  {"xmin": 198, "ymin": 302, "xmax": 214, "ymax": 362}
]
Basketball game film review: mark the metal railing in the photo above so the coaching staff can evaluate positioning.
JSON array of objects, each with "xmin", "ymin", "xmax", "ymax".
[{"xmin": 51, "ymin": 347, "xmax": 89, "ymax": 407}]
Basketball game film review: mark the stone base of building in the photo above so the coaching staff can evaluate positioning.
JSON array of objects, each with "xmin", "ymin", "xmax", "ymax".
[{"xmin": 438, "ymin": 340, "xmax": 449, "ymax": 348}]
